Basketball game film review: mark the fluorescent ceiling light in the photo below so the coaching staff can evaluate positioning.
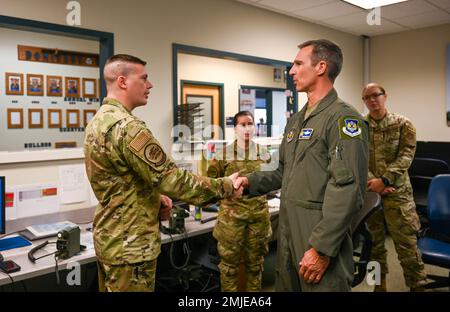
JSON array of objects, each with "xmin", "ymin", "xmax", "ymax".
[{"xmin": 342, "ymin": 0, "xmax": 408, "ymax": 10}]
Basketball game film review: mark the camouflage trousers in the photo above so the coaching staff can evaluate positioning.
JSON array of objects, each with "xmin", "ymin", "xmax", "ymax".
[
  {"xmin": 97, "ymin": 259, "xmax": 157, "ymax": 292},
  {"xmin": 367, "ymin": 194, "xmax": 427, "ymax": 288},
  {"xmin": 213, "ymin": 205, "xmax": 272, "ymax": 292}
]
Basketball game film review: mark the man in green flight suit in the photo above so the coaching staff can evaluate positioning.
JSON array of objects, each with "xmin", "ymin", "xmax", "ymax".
[
  {"xmin": 362, "ymin": 82, "xmax": 428, "ymax": 291},
  {"xmin": 234, "ymin": 39, "xmax": 369, "ymax": 291},
  {"xmin": 84, "ymin": 54, "xmax": 241, "ymax": 292}
]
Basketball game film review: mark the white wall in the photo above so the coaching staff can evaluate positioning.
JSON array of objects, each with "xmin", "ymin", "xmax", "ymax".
[
  {"xmin": 0, "ymin": 0, "xmax": 364, "ymax": 215},
  {"xmin": 178, "ymin": 53, "xmax": 287, "ymax": 139},
  {"xmin": 370, "ymin": 23, "xmax": 450, "ymax": 142},
  {"xmin": 0, "ymin": 28, "xmax": 99, "ymax": 151}
]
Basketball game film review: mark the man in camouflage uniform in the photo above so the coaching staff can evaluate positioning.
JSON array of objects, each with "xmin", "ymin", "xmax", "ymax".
[
  {"xmin": 363, "ymin": 83, "xmax": 427, "ymax": 291},
  {"xmin": 84, "ymin": 54, "xmax": 241, "ymax": 292},
  {"xmin": 234, "ymin": 40, "xmax": 369, "ymax": 291},
  {"xmin": 207, "ymin": 111, "xmax": 272, "ymax": 292}
]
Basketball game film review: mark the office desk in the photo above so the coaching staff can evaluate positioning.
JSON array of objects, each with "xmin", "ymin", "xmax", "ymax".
[{"xmin": 0, "ymin": 204, "xmax": 279, "ymax": 287}]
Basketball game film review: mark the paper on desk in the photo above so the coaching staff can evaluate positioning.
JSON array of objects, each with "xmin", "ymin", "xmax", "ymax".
[
  {"xmin": 268, "ymin": 197, "xmax": 280, "ymax": 208},
  {"xmin": 58, "ymin": 165, "xmax": 87, "ymax": 204},
  {"xmin": 80, "ymin": 232, "xmax": 94, "ymax": 250},
  {"xmin": 16, "ymin": 183, "xmax": 59, "ymax": 218},
  {"xmin": 26, "ymin": 220, "xmax": 78, "ymax": 237}
]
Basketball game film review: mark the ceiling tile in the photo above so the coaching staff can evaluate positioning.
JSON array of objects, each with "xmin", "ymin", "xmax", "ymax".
[
  {"xmin": 394, "ymin": 9, "xmax": 450, "ymax": 27},
  {"xmin": 323, "ymin": 11, "xmax": 368, "ymax": 27},
  {"xmin": 427, "ymin": 0, "xmax": 450, "ymax": 10},
  {"xmin": 257, "ymin": 0, "xmax": 336, "ymax": 12},
  {"xmin": 328, "ymin": 17, "xmax": 409, "ymax": 35},
  {"xmin": 293, "ymin": 1, "xmax": 363, "ymax": 20},
  {"xmin": 380, "ymin": 0, "xmax": 439, "ymax": 19},
  {"xmin": 233, "ymin": 0, "xmax": 450, "ymax": 36}
]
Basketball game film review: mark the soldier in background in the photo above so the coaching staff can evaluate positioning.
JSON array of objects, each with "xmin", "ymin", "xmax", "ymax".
[
  {"xmin": 362, "ymin": 82, "xmax": 428, "ymax": 292},
  {"xmin": 207, "ymin": 111, "xmax": 272, "ymax": 291},
  {"xmin": 84, "ymin": 54, "xmax": 241, "ymax": 292}
]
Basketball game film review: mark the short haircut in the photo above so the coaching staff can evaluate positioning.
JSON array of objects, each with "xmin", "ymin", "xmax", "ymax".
[
  {"xmin": 233, "ymin": 111, "xmax": 254, "ymax": 127},
  {"xmin": 298, "ymin": 39, "xmax": 343, "ymax": 82},
  {"xmin": 363, "ymin": 82, "xmax": 386, "ymax": 95},
  {"xmin": 104, "ymin": 54, "xmax": 147, "ymax": 78},
  {"xmin": 105, "ymin": 54, "xmax": 146, "ymax": 67}
]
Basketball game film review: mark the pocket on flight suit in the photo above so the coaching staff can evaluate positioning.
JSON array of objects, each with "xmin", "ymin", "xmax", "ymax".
[{"xmin": 330, "ymin": 158, "xmax": 354, "ymax": 186}]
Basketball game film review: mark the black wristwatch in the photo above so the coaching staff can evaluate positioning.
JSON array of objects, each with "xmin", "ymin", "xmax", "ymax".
[{"xmin": 381, "ymin": 176, "xmax": 390, "ymax": 187}]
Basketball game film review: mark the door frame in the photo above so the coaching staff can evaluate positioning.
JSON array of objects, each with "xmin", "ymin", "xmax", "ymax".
[
  {"xmin": 172, "ymin": 43, "xmax": 297, "ymax": 141},
  {"xmin": 180, "ymin": 80, "xmax": 225, "ymax": 138}
]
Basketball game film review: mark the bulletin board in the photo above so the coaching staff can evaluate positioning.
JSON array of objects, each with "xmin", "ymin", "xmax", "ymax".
[{"xmin": 0, "ymin": 27, "xmax": 101, "ymax": 152}]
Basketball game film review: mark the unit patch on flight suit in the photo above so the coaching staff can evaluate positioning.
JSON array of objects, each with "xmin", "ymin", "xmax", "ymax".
[
  {"xmin": 339, "ymin": 117, "xmax": 362, "ymax": 139},
  {"xmin": 286, "ymin": 129, "xmax": 295, "ymax": 143},
  {"xmin": 144, "ymin": 143, "xmax": 166, "ymax": 166}
]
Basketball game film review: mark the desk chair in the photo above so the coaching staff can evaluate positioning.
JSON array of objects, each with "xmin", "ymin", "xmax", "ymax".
[
  {"xmin": 417, "ymin": 174, "xmax": 450, "ymax": 290},
  {"xmin": 352, "ymin": 192, "xmax": 382, "ymax": 287},
  {"xmin": 409, "ymin": 158, "xmax": 450, "ymax": 226}
]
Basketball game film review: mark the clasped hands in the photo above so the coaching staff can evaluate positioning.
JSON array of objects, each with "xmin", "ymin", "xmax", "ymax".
[
  {"xmin": 367, "ymin": 178, "xmax": 395, "ymax": 196},
  {"xmin": 159, "ymin": 173, "xmax": 248, "ymax": 220},
  {"xmin": 227, "ymin": 173, "xmax": 250, "ymax": 199}
]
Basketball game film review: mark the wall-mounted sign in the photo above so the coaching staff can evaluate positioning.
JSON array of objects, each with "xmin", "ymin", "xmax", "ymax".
[{"xmin": 18, "ymin": 45, "xmax": 99, "ymax": 67}]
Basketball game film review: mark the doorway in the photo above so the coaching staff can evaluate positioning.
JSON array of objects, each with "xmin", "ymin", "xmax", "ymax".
[
  {"xmin": 172, "ymin": 44, "xmax": 298, "ymax": 142},
  {"xmin": 239, "ymin": 86, "xmax": 288, "ymax": 138},
  {"xmin": 180, "ymin": 81, "xmax": 224, "ymax": 140}
]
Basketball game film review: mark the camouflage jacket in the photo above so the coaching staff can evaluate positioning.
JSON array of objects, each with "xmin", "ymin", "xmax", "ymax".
[
  {"xmin": 84, "ymin": 98, "xmax": 234, "ymax": 265},
  {"xmin": 365, "ymin": 111, "xmax": 416, "ymax": 190},
  {"xmin": 207, "ymin": 141, "xmax": 270, "ymax": 212}
]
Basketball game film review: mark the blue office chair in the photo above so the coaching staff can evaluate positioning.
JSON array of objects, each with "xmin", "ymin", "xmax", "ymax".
[
  {"xmin": 417, "ymin": 174, "xmax": 450, "ymax": 290},
  {"xmin": 352, "ymin": 192, "xmax": 382, "ymax": 287},
  {"xmin": 409, "ymin": 158, "xmax": 450, "ymax": 227}
]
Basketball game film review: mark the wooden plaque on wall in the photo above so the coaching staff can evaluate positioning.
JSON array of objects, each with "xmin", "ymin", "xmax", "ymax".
[
  {"xmin": 5, "ymin": 72, "xmax": 24, "ymax": 95},
  {"xmin": 66, "ymin": 109, "xmax": 80, "ymax": 128},
  {"xmin": 28, "ymin": 108, "xmax": 44, "ymax": 128},
  {"xmin": 18, "ymin": 45, "xmax": 99, "ymax": 67},
  {"xmin": 48, "ymin": 109, "xmax": 62, "ymax": 128},
  {"xmin": 55, "ymin": 141, "xmax": 77, "ymax": 149},
  {"xmin": 7, "ymin": 108, "xmax": 24, "ymax": 129}
]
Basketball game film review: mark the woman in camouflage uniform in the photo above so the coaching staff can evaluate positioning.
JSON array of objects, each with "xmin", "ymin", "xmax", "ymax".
[{"xmin": 207, "ymin": 111, "xmax": 272, "ymax": 291}]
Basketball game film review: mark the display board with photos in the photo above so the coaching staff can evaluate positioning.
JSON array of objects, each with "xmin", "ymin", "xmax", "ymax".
[{"xmin": 2, "ymin": 72, "xmax": 100, "ymax": 151}]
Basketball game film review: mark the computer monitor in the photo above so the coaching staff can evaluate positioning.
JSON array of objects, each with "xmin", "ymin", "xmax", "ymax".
[{"xmin": 0, "ymin": 176, "xmax": 5, "ymax": 235}]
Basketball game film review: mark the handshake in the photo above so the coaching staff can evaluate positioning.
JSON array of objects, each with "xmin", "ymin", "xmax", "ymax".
[
  {"xmin": 227, "ymin": 172, "xmax": 249, "ymax": 199},
  {"xmin": 159, "ymin": 172, "xmax": 251, "ymax": 221}
]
